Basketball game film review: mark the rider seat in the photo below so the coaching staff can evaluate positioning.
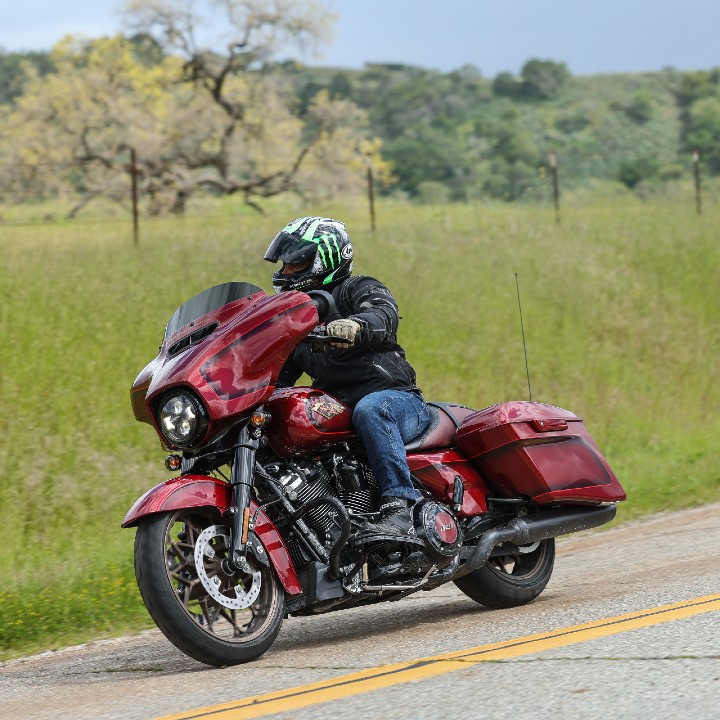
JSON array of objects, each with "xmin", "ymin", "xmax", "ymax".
[{"xmin": 404, "ymin": 402, "xmax": 475, "ymax": 453}]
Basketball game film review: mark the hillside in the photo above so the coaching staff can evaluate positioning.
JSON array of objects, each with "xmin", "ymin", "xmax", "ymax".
[
  {"xmin": 2, "ymin": 46, "xmax": 719, "ymax": 212},
  {"xmin": 288, "ymin": 62, "xmax": 707, "ymax": 200}
]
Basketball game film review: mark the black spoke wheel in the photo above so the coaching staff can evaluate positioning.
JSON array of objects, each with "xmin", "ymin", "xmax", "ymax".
[
  {"xmin": 454, "ymin": 538, "xmax": 555, "ymax": 608},
  {"xmin": 134, "ymin": 509, "xmax": 285, "ymax": 666}
]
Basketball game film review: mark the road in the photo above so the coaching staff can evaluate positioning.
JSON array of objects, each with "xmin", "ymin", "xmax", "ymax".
[{"xmin": 1, "ymin": 503, "xmax": 719, "ymax": 720}]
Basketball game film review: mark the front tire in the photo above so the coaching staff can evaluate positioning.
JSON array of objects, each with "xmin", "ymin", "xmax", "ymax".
[
  {"xmin": 454, "ymin": 538, "xmax": 555, "ymax": 608},
  {"xmin": 134, "ymin": 509, "xmax": 285, "ymax": 667}
]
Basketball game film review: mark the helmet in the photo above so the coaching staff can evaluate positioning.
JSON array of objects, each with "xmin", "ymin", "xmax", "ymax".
[{"xmin": 264, "ymin": 216, "xmax": 354, "ymax": 293}]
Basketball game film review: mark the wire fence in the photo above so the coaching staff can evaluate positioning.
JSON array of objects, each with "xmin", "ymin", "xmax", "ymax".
[{"xmin": 0, "ymin": 148, "xmax": 712, "ymax": 236}]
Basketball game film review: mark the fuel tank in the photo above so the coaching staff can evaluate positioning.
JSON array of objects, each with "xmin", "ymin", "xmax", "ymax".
[{"xmin": 265, "ymin": 387, "xmax": 354, "ymax": 457}]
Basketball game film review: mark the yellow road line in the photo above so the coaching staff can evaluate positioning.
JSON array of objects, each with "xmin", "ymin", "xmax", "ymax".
[{"xmin": 158, "ymin": 593, "xmax": 720, "ymax": 720}]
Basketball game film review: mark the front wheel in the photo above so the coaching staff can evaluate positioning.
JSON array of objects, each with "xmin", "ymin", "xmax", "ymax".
[
  {"xmin": 134, "ymin": 509, "xmax": 285, "ymax": 667},
  {"xmin": 454, "ymin": 538, "xmax": 555, "ymax": 608}
]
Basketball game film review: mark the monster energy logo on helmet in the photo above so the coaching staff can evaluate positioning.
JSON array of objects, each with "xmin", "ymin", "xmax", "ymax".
[{"xmin": 265, "ymin": 216, "xmax": 354, "ymax": 293}]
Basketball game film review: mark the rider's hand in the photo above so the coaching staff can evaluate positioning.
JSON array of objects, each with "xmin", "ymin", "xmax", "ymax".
[{"xmin": 326, "ymin": 319, "xmax": 361, "ymax": 348}]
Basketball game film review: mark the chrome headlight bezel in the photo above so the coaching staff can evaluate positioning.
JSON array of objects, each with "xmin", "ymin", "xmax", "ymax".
[{"xmin": 157, "ymin": 390, "xmax": 208, "ymax": 447}]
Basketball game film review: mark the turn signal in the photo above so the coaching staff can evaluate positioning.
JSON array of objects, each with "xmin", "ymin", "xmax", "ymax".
[
  {"xmin": 250, "ymin": 411, "xmax": 271, "ymax": 427},
  {"xmin": 165, "ymin": 454, "xmax": 183, "ymax": 472}
]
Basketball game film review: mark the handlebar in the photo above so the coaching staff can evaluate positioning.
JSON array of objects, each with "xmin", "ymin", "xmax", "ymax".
[
  {"xmin": 304, "ymin": 328, "xmax": 352, "ymax": 352},
  {"xmin": 306, "ymin": 290, "xmax": 337, "ymax": 323}
]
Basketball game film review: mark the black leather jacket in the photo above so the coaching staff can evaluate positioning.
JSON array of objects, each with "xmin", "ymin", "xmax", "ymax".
[{"xmin": 277, "ymin": 275, "xmax": 420, "ymax": 407}]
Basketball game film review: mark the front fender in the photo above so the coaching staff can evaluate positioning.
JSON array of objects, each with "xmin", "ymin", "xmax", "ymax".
[{"xmin": 122, "ymin": 474, "xmax": 302, "ymax": 595}]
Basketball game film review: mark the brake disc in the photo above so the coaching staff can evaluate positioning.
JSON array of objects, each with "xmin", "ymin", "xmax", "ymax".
[{"xmin": 193, "ymin": 525, "xmax": 262, "ymax": 609}]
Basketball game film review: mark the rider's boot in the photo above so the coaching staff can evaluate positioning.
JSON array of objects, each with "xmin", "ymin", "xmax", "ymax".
[{"xmin": 361, "ymin": 496, "xmax": 417, "ymax": 539}]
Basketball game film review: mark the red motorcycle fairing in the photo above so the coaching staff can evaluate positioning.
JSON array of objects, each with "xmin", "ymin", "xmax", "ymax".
[
  {"xmin": 265, "ymin": 387, "xmax": 355, "ymax": 458},
  {"xmin": 131, "ymin": 289, "xmax": 319, "ymax": 449},
  {"xmin": 121, "ymin": 474, "xmax": 302, "ymax": 595},
  {"xmin": 407, "ymin": 449, "xmax": 490, "ymax": 517}
]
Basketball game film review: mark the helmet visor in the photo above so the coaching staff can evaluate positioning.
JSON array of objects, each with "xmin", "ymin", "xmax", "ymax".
[{"xmin": 264, "ymin": 231, "xmax": 318, "ymax": 265}]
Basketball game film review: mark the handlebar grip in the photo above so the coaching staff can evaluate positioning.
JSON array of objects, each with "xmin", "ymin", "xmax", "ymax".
[{"xmin": 306, "ymin": 290, "xmax": 337, "ymax": 323}]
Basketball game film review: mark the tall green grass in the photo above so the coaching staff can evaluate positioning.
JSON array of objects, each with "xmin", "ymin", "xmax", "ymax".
[{"xmin": 1, "ymin": 199, "xmax": 718, "ymax": 658}]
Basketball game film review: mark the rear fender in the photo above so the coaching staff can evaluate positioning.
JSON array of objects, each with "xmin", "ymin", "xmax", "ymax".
[{"xmin": 122, "ymin": 474, "xmax": 301, "ymax": 595}]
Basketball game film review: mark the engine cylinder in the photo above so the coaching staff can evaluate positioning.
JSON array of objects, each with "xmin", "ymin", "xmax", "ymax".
[{"xmin": 273, "ymin": 459, "xmax": 336, "ymax": 534}]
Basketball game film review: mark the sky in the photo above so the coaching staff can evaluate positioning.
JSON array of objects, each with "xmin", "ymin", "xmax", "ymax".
[{"xmin": 1, "ymin": 0, "xmax": 719, "ymax": 77}]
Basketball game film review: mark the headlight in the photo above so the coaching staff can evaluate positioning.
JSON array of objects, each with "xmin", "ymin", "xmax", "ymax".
[{"xmin": 158, "ymin": 391, "xmax": 207, "ymax": 446}]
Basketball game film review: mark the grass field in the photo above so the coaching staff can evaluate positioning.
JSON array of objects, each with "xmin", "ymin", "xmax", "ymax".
[{"xmin": 1, "ymin": 198, "xmax": 718, "ymax": 659}]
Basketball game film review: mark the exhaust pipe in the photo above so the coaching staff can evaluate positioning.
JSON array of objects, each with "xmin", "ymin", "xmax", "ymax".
[{"xmin": 455, "ymin": 503, "xmax": 617, "ymax": 580}]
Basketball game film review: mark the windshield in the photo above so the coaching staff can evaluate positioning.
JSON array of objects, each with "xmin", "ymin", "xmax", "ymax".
[{"xmin": 164, "ymin": 282, "xmax": 263, "ymax": 339}]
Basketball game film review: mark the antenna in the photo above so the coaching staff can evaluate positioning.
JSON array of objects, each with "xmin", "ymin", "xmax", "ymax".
[{"xmin": 515, "ymin": 273, "xmax": 533, "ymax": 401}]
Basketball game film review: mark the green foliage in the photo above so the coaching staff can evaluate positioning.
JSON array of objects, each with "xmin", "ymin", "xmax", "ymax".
[
  {"xmin": 492, "ymin": 71, "xmax": 519, "ymax": 98},
  {"xmin": 0, "ymin": 49, "xmax": 54, "ymax": 104},
  {"xmin": 684, "ymin": 97, "xmax": 720, "ymax": 172},
  {"xmin": 618, "ymin": 155, "xmax": 659, "ymax": 188},
  {"xmin": 520, "ymin": 58, "xmax": 571, "ymax": 100},
  {"xmin": 5, "ymin": 36, "xmax": 720, "ymax": 211},
  {"xmin": 625, "ymin": 89, "xmax": 654, "ymax": 123},
  {"xmin": 555, "ymin": 110, "xmax": 592, "ymax": 134},
  {"xmin": 328, "ymin": 71, "xmax": 353, "ymax": 100},
  {"xmin": 127, "ymin": 32, "xmax": 165, "ymax": 67},
  {"xmin": 675, "ymin": 68, "xmax": 720, "ymax": 108},
  {"xmin": 382, "ymin": 125, "xmax": 475, "ymax": 198},
  {"xmin": 1, "ymin": 199, "xmax": 719, "ymax": 658},
  {"xmin": 292, "ymin": 60, "xmax": 715, "ymax": 203}
]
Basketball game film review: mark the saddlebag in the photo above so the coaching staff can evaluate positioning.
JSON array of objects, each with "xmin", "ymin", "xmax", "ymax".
[{"xmin": 455, "ymin": 401, "xmax": 626, "ymax": 505}]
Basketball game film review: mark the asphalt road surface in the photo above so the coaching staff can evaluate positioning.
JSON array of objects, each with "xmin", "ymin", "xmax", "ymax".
[{"xmin": 2, "ymin": 503, "xmax": 719, "ymax": 720}]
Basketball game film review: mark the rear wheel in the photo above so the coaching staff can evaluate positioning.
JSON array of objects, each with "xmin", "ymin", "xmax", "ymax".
[
  {"xmin": 134, "ymin": 509, "xmax": 285, "ymax": 667},
  {"xmin": 454, "ymin": 538, "xmax": 555, "ymax": 608}
]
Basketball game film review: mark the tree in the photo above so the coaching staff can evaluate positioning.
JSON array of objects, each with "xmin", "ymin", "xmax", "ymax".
[
  {"xmin": 492, "ymin": 71, "xmax": 520, "ymax": 98},
  {"xmin": 675, "ymin": 69, "xmax": 720, "ymax": 108},
  {"xmin": 328, "ymin": 72, "xmax": 353, "ymax": 100},
  {"xmin": 0, "ymin": 49, "xmax": 54, "ymax": 104},
  {"xmin": 116, "ymin": 0, "xmax": 377, "ymax": 211},
  {"xmin": 0, "ymin": 36, "xmax": 182, "ymax": 212},
  {"xmin": 618, "ymin": 155, "xmax": 658, "ymax": 188},
  {"xmin": 520, "ymin": 59, "xmax": 570, "ymax": 100},
  {"xmin": 684, "ymin": 97, "xmax": 720, "ymax": 173},
  {"xmin": 0, "ymin": 35, "xmax": 372, "ymax": 215},
  {"xmin": 624, "ymin": 90, "xmax": 654, "ymax": 124},
  {"xmin": 0, "ymin": 1, "xmax": 377, "ymax": 215},
  {"xmin": 381, "ymin": 125, "xmax": 474, "ymax": 199}
]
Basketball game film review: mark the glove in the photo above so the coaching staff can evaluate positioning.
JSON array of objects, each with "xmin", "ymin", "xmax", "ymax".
[{"xmin": 326, "ymin": 318, "xmax": 361, "ymax": 348}]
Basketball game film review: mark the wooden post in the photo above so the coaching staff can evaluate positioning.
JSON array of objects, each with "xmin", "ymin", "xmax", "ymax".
[
  {"xmin": 130, "ymin": 148, "xmax": 140, "ymax": 246},
  {"xmin": 693, "ymin": 150, "xmax": 702, "ymax": 216},
  {"xmin": 549, "ymin": 151, "xmax": 560, "ymax": 225},
  {"xmin": 366, "ymin": 153, "xmax": 376, "ymax": 232}
]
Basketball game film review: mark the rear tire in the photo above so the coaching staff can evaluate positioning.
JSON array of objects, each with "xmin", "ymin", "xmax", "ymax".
[
  {"xmin": 134, "ymin": 509, "xmax": 285, "ymax": 667},
  {"xmin": 454, "ymin": 538, "xmax": 555, "ymax": 608}
]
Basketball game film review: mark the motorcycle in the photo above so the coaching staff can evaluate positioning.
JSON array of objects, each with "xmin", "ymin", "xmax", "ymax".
[{"xmin": 123, "ymin": 281, "xmax": 626, "ymax": 667}]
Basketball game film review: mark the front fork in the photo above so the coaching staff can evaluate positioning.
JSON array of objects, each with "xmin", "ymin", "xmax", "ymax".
[{"xmin": 228, "ymin": 423, "xmax": 260, "ymax": 571}]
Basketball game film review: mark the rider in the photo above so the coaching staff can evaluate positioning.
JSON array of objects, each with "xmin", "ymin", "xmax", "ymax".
[{"xmin": 264, "ymin": 216, "xmax": 429, "ymax": 538}]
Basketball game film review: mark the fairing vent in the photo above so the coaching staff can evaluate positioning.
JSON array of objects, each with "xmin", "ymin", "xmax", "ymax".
[{"xmin": 168, "ymin": 323, "xmax": 218, "ymax": 357}]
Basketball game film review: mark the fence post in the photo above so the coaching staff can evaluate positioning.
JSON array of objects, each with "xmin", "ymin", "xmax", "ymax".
[
  {"xmin": 366, "ymin": 153, "xmax": 376, "ymax": 232},
  {"xmin": 692, "ymin": 150, "xmax": 702, "ymax": 216},
  {"xmin": 549, "ymin": 151, "xmax": 560, "ymax": 225},
  {"xmin": 130, "ymin": 148, "xmax": 140, "ymax": 246}
]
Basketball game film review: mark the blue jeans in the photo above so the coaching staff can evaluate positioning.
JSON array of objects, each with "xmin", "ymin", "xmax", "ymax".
[{"xmin": 352, "ymin": 390, "xmax": 430, "ymax": 502}]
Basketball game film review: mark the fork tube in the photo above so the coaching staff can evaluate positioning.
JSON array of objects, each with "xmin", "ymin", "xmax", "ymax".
[{"xmin": 229, "ymin": 425, "xmax": 259, "ymax": 567}]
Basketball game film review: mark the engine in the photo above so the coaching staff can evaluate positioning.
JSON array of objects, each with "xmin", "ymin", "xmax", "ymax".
[
  {"xmin": 261, "ymin": 449, "xmax": 462, "ymax": 587},
  {"xmin": 262, "ymin": 449, "xmax": 379, "ymax": 566}
]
